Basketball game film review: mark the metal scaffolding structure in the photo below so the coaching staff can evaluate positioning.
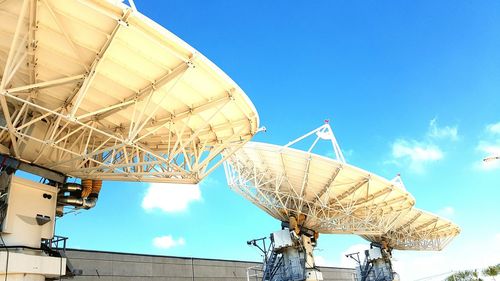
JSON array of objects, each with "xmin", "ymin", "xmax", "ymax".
[
  {"xmin": 224, "ymin": 123, "xmax": 415, "ymax": 235},
  {"xmin": 224, "ymin": 123, "xmax": 460, "ymax": 281},
  {"xmin": 0, "ymin": 0, "xmax": 262, "ymax": 280},
  {"xmin": 0, "ymin": 0, "xmax": 260, "ymax": 184},
  {"xmin": 0, "ymin": 1, "xmax": 462, "ymax": 280}
]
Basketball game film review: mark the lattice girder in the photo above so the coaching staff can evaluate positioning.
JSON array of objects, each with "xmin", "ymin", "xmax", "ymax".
[
  {"xmin": 0, "ymin": 0, "xmax": 259, "ymax": 183},
  {"xmin": 224, "ymin": 141, "xmax": 415, "ymax": 235}
]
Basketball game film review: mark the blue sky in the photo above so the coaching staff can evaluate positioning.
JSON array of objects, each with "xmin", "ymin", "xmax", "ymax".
[{"xmin": 54, "ymin": 1, "xmax": 500, "ymax": 280}]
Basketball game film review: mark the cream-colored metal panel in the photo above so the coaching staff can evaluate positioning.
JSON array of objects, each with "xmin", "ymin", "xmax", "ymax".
[{"xmin": 0, "ymin": 0, "xmax": 259, "ymax": 183}]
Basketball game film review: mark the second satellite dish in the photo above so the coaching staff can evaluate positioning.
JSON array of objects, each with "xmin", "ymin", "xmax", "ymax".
[{"xmin": 224, "ymin": 123, "xmax": 415, "ymax": 234}]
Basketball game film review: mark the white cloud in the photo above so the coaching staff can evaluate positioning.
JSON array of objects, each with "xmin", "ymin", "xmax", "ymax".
[
  {"xmin": 142, "ymin": 183, "xmax": 202, "ymax": 213},
  {"xmin": 428, "ymin": 119, "xmax": 459, "ymax": 141},
  {"xmin": 477, "ymin": 142, "xmax": 500, "ymax": 156},
  {"xmin": 475, "ymin": 122, "xmax": 500, "ymax": 170},
  {"xmin": 392, "ymin": 139, "xmax": 443, "ymax": 173},
  {"xmin": 486, "ymin": 122, "xmax": 500, "ymax": 135},
  {"xmin": 437, "ymin": 206, "xmax": 455, "ymax": 218},
  {"xmin": 477, "ymin": 147, "xmax": 500, "ymax": 171},
  {"xmin": 386, "ymin": 119, "xmax": 458, "ymax": 173},
  {"xmin": 152, "ymin": 235, "xmax": 185, "ymax": 249}
]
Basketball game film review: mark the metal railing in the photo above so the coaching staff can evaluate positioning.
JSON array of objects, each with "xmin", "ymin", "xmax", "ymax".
[{"xmin": 43, "ymin": 235, "xmax": 68, "ymax": 251}]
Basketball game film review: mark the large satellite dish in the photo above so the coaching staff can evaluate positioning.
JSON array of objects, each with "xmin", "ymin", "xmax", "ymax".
[
  {"xmin": 224, "ymin": 123, "xmax": 415, "ymax": 235},
  {"xmin": 0, "ymin": 0, "xmax": 259, "ymax": 183},
  {"xmin": 224, "ymin": 123, "xmax": 460, "ymax": 281},
  {"xmin": 0, "ymin": 1, "xmax": 260, "ymax": 279},
  {"xmin": 362, "ymin": 208, "xmax": 460, "ymax": 251}
]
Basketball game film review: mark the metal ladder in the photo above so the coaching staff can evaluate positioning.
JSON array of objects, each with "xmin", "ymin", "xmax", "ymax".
[{"xmin": 263, "ymin": 250, "xmax": 278, "ymax": 280}]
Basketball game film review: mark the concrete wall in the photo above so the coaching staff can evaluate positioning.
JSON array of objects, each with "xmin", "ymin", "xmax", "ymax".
[{"xmin": 65, "ymin": 249, "xmax": 355, "ymax": 281}]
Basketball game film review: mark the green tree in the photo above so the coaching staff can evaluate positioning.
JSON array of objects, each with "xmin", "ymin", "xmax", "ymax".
[{"xmin": 483, "ymin": 265, "xmax": 499, "ymax": 281}]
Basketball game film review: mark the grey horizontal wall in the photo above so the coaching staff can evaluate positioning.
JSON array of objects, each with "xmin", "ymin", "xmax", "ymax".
[{"xmin": 65, "ymin": 249, "xmax": 354, "ymax": 281}]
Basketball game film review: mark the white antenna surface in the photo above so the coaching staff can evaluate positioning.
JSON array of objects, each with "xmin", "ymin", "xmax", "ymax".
[
  {"xmin": 0, "ymin": 0, "xmax": 259, "ymax": 183},
  {"xmin": 224, "ymin": 123, "xmax": 416, "ymax": 235},
  {"xmin": 223, "ymin": 123, "xmax": 460, "ymax": 249}
]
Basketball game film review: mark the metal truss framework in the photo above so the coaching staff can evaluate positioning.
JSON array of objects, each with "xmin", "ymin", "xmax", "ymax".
[
  {"xmin": 362, "ymin": 208, "xmax": 460, "ymax": 251},
  {"xmin": 223, "ymin": 124, "xmax": 416, "ymax": 235},
  {"xmin": 224, "ymin": 123, "xmax": 460, "ymax": 250},
  {"xmin": 0, "ymin": 0, "xmax": 259, "ymax": 183}
]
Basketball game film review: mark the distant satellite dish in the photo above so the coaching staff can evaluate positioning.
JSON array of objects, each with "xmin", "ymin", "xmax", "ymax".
[
  {"xmin": 0, "ymin": 0, "xmax": 259, "ymax": 183},
  {"xmin": 361, "ymin": 208, "xmax": 460, "ymax": 251},
  {"xmin": 224, "ymin": 124, "xmax": 415, "ymax": 235}
]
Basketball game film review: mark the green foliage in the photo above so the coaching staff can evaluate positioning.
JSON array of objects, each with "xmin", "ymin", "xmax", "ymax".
[
  {"xmin": 483, "ymin": 265, "xmax": 499, "ymax": 279},
  {"xmin": 446, "ymin": 270, "xmax": 483, "ymax": 281},
  {"xmin": 445, "ymin": 265, "xmax": 500, "ymax": 281}
]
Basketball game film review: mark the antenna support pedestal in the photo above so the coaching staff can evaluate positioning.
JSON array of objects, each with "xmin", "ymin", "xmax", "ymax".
[
  {"xmin": 248, "ymin": 225, "xmax": 323, "ymax": 281},
  {"xmin": 0, "ymin": 175, "xmax": 66, "ymax": 280},
  {"xmin": 348, "ymin": 243, "xmax": 399, "ymax": 281}
]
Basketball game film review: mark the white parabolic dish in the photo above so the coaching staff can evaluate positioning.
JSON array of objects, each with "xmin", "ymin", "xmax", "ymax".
[
  {"xmin": 0, "ymin": 0, "xmax": 259, "ymax": 183},
  {"xmin": 224, "ymin": 141, "xmax": 416, "ymax": 235}
]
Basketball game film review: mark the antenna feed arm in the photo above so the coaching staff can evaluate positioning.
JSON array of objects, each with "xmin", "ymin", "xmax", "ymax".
[
  {"xmin": 82, "ymin": 196, "xmax": 98, "ymax": 209},
  {"xmin": 57, "ymin": 179, "xmax": 103, "ymax": 211},
  {"xmin": 57, "ymin": 196, "xmax": 98, "ymax": 210}
]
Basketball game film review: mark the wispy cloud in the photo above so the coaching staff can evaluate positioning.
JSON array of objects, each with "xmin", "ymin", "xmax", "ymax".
[
  {"xmin": 428, "ymin": 118, "xmax": 459, "ymax": 141},
  {"xmin": 486, "ymin": 122, "xmax": 500, "ymax": 135},
  {"xmin": 476, "ymin": 122, "xmax": 500, "ymax": 171},
  {"xmin": 387, "ymin": 119, "xmax": 458, "ymax": 173},
  {"xmin": 478, "ymin": 142, "xmax": 500, "ymax": 155},
  {"xmin": 142, "ymin": 183, "xmax": 202, "ymax": 213},
  {"xmin": 392, "ymin": 139, "xmax": 443, "ymax": 173},
  {"xmin": 477, "ymin": 142, "xmax": 500, "ymax": 171},
  {"xmin": 152, "ymin": 235, "xmax": 186, "ymax": 249}
]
